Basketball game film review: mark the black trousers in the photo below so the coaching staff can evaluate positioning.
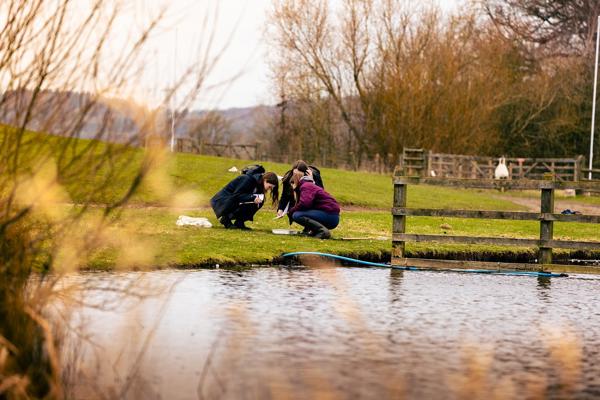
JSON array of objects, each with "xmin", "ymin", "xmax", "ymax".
[{"xmin": 228, "ymin": 203, "xmax": 260, "ymax": 223}]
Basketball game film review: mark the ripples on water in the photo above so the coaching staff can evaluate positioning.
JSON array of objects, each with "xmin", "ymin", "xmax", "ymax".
[{"xmin": 68, "ymin": 267, "xmax": 600, "ymax": 399}]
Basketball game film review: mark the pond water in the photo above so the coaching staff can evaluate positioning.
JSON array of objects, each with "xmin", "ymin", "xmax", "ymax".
[{"xmin": 67, "ymin": 265, "xmax": 600, "ymax": 399}]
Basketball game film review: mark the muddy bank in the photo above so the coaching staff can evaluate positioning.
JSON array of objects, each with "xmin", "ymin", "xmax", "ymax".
[{"xmin": 154, "ymin": 249, "xmax": 600, "ymax": 270}]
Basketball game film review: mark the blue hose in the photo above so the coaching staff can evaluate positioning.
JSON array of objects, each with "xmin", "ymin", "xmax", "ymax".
[{"xmin": 281, "ymin": 251, "xmax": 568, "ymax": 278}]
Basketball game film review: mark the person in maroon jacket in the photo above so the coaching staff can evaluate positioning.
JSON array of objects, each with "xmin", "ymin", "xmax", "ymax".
[{"xmin": 288, "ymin": 171, "xmax": 340, "ymax": 239}]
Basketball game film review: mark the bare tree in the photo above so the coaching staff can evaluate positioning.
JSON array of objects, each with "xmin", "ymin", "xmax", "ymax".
[
  {"xmin": 191, "ymin": 111, "xmax": 233, "ymax": 143},
  {"xmin": 481, "ymin": 0, "xmax": 600, "ymax": 57},
  {"xmin": 0, "ymin": 1, "xmax": 220, "ymax": 397},
  {"xmin": 481, "ymin": 0, "xmax": 600, "ymax": 159},
  {"xmin": 268, "ymin": 1, "xmax": 503, "ymax": 166},
  {"xmin": 266, "ymin": 0, "xmax": 592, "ymax": 168},
  {"xmin": 268, "ymin": 0, "xmax": 375, "ymax": 164}
]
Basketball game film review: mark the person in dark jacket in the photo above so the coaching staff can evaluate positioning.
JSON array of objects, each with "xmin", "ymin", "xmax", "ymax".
[
  {"xmin": 277, "ymin": 160, "xmax": 323, "ymax": 219},
  {"xmin": 211, "ymin": 169, "xmax": 279, "ymax": 230},
  {"xmin": 288, "ymin": 170, "xmax": 340, "ymax": 239}
]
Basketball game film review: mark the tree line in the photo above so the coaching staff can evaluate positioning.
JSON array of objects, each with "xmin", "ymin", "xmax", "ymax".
[{"xmin": 262, "ymin": 0, "xmax": 600, "ymax": 169}]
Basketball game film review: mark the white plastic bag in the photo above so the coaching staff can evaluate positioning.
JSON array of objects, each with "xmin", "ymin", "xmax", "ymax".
[{"xmin": 176, "ymin": 215, "xmax": 212, "ymax": 228}]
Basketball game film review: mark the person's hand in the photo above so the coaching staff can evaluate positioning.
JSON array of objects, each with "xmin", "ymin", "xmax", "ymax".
[
  {"xmin": 254, "ymin": 194, "xmax": 264, "ymax": 204},
  {"xmin": 277, "ymin": 209, "xmax": 285, "ymax": 217}
]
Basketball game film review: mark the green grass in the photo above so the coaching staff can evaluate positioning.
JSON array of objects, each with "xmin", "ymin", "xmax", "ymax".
[
  {"xmin": 87, "ymin": 208, "xmax": 600, "ymax": 269},
  {"xmin": 1, "ymin": 126, "xmax": 146, "ymax": 204},
  {"xmin": 2, "ymin": 127, "xmax": 523, "ymax": 209},
  {"xmin": 5, "ymin": 127, "xmax": 595, "ymax": 211},
  {"xmin": 4, "ymin": 127, "xmax": 600, "ymax": 269},
  {"xmin": 495, "ymin": 187, "xmax": 600, "ymax": 206},
  {"xmin": 169, "ymin": 153, "xmax": 528, "ymax": 210},
  {"xmin": 566, "ymin": 194, "xmax": 600, "ymax": 206}
]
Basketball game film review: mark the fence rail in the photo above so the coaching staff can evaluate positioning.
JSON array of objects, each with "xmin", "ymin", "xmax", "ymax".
[
  {"xmin": 395, "ymin": 177, "xmax": 600, "ymax": 191},
  {"xmin": 176, "ymin": 138, "xmax": 261, "ymax": 160},
  {"xmin": 582, "ymin": 168, "xmax": 600, "ymax": 181},
  {"xmin": 391, "ymin": 176, "xmax": 600, "ymax": 273},
  {"xmin": 400, "ymin": 149, "xmax": 588, "ymax": 182},
  {"xmin": 392, "ymin": 207, "xmax": 600, "ymax": 223}
]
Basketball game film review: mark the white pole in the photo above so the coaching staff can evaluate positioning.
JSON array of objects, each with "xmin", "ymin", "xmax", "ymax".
[
  {"xmin": 589, "ymin": 15, "xmax": 600, "ymax": 180},
  {"xmin": 170, "ymin": 29, "xmax": 178, "ymax": 153}
]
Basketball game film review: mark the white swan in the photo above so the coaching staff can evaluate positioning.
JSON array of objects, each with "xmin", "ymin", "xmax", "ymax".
[{"xmin": 494, "ymin": 156, "xmax": 509, "ymax": 179}]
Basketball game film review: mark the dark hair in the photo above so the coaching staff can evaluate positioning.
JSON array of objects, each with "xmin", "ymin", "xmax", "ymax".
[
  {"xmin": 292, "ymin": 160, "xmax": 308, "ymax": 173},
  {"xmin": 259, "ymin": 172, "xmax": 279, "ymax": 205}
]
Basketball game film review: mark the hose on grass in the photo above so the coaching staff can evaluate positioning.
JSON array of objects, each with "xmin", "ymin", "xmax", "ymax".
[{"xmin": 281, "ymin": 251, "xmax": 568, "ymax": 278}]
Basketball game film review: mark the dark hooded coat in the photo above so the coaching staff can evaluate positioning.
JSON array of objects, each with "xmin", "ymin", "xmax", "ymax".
[
  {"xmin": 277, "ymin": 165, "xmax": 323, "ymax": 213},
  {"xmin": 210, "ymin": 173, "xmax": 263, "ymax": 220}
]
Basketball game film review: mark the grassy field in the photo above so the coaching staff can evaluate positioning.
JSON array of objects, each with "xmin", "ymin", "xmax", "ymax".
[
  {"xmin": 3, "ymin": 128, "xmax": 536, "ymax": 209},
  {"xmin": 88, "ymin": 207, "xmax": 600, "ymax": 269},
  {"xmin": 87, "ymin": 150, "xmax": 600, "ymax": 269},
  {"xmin": 495, "ymin": 188, "xmax": 600, "ymax": 206},
  {"xmin": 4, "ymin": 128, "xmax": 600, "ymax": 269},
  {"xmin": 167, "ymin": 153, "xmax": 541, "ymax": 210},
  {"xmin": 7, "ymin": 127, "xmax": 597, "ymax": 209}
]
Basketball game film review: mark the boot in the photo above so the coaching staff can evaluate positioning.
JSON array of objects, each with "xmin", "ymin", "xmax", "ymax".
[
  {"xmin": 219, "ymin": 215, "xmax": 233, "ymax": 229},
  {"xmin": 233, "ymin": 219, "xmax": 251, "ymax": 230},
  {"xmin": 300, "ymin": 226, "xmax": 312, "ymax": 236},
  {"xmin": 296, "ymin": 216, "xmax": 331, "ymax": 239}
]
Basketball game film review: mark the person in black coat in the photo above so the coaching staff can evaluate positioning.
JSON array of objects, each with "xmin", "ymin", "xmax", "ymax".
[
  {"xmin": 211, "ymin": 168, "xmax": 279, "ymax": 230},
  {"xmin": 277, "ymin": 160, "xmax": 323, "ymax": 221}
]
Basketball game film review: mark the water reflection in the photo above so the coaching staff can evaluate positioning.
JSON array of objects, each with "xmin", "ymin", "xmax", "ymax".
[
  {"xmin": 66, "ymin": 268, "xmax": 600, "ymax": 399},
  {"xmin": 388, "ymin": 269, "xmax": 404, "ymax": 306},
  {"xmin": 536, "ymin": 275, "xmax": 552, "ymax": 303},
  {"xmin": 537, "ymin": 275, "xmax": 552, "ymax": 290}
]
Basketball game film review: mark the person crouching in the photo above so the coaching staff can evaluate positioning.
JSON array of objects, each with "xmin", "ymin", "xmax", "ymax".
[
  {"xmin": 289, "ymin": 171, "xmax": 340, "ymax": 239},
  {"xmin": 211, "ymin": 169, "xmax": 279, "ymax": 230}
]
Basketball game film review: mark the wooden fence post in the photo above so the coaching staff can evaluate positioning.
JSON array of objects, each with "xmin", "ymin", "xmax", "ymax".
[
  {"xmin": 575, "ymin": 155, "xmax": 584, "ymax": 182},
  {"xmin": 392, "ymin": 177, "xmax": 408, "ymax": 261},
  {"xmin": 427, "ymin": 150, "xmax": 432, "ymax": 177},
  {"xmin": 539, "ymin": 185, "xmax": 554, "ymax": 265},
  {"xmin": 255, "ymin": 142, "xmax": 261, "ymax": 160}
]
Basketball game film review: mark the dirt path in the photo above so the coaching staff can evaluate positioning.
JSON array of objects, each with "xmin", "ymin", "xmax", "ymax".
[{"xmin": 494, "ymin": 195, "xmax": 600, "ymax": 215}]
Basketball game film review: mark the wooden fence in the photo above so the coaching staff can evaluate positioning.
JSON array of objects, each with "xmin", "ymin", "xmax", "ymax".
[
  {"xmin": 582, "ymin": 167, "xmax": 600, "ymax": 181},
  {"xmin": 391, "ymin": 176, "xmax": 600, "ymax": 273},
  {"xmin": 399, "ymin": 148, "xmax": 589, "ymax": 182},
  {"xmin": 176, "ymin": 138, "xmax": 261, "ymax": 160}
]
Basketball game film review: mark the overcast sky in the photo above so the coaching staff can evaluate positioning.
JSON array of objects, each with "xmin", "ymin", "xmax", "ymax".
[{"xmin": 141, "ymin": 0, "xmax": 463, "ymax": 110}]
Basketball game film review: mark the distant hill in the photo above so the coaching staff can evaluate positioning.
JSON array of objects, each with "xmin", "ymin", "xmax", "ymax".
[
  {"xmin": 0, "ymin": 89, "xmax": 276, "ymax": 145},
  {"xmin": 0, "ymin": 89, "xmax": 151, "ymax": 144},
  {"xmin": 182, "ymin": 104, "xmax": 277, "ymax": 143}
]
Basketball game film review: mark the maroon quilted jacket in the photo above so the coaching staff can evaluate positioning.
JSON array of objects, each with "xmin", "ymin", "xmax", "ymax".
[{"xmin": 289, "ymin": 180, "xmax": 340, "ymax": 216}]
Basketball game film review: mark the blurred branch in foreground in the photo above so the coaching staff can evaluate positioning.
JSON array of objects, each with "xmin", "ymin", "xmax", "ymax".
[{"xmin": 0, "ymin": 0, "xmax": 224, "ymax": 397}]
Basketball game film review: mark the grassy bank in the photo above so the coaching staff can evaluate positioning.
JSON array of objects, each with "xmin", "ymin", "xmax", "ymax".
[
  {"xmin": 88, "ymin": 207, "xmax": 600, "ymax": 269},
  {"xmin": 7, "ymin": 127, "xmax": 599, "ymax": 208},
  {"xmin": 0, "ymin": 127, "xmax": 555, "ymax": 209},
  {"xmin": 5, "ymin": 128, "xmax": 600, "ymax": 269}
]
